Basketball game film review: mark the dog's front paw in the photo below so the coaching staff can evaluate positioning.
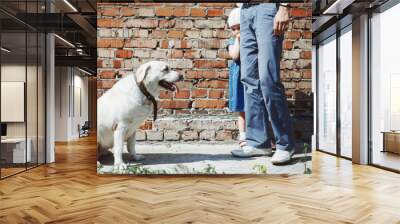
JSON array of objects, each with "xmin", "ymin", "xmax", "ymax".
[
  {"xmin": 133, "ymin": 154, "xmax": 145, "ymax": 161},
  {"xmin": 113, "ymin": 162, "xmax": 128, "ymax": 174}
]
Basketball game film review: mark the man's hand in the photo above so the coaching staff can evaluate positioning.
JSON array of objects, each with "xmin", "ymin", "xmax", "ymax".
[{"xmin": 273, "ymin": 7, "xmax": 290, "ymax": 36}]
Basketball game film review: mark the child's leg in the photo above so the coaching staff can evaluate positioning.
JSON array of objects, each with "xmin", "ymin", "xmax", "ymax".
[{"xmin": 238, "ymin": 112, "xmax": 246, "ymax": 141}]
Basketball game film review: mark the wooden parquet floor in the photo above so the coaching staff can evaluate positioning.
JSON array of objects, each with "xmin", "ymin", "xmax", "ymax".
[{"xmin": 1, "ymin": 135, "xmax": 400, "ymax": 224}]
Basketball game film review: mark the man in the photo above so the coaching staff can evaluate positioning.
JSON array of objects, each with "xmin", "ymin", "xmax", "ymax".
[{"xmin": 231, "ymin": 3, "xmax": 295, "ymax": 165}]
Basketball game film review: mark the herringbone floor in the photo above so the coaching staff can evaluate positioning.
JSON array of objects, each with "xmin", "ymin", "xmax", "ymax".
[{"xmin": 1, "ymin": 136, "xmax": 400, "ymax": 224}]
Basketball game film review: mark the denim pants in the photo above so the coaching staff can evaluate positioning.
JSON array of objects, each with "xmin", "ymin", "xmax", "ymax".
[{"xmin": 240, "ymin": 3, "xmax": 295, "ymax": 151}]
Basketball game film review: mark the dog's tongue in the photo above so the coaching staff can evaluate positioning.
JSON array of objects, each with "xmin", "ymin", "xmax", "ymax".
[{"xmin": 172, "ymin": 83, "xmax": 179, "ymax": 93}]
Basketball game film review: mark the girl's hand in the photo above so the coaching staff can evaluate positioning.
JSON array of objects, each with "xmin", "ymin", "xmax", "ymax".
[{"xmin": 236, "ymin": 33, "xmax": 240, "ymax": 41}]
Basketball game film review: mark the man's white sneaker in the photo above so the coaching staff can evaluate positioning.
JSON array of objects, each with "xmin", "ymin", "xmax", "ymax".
[
  {"xmin": 231, "ymin": 145, "xmax": 273, "ymax": 158},
  {"xmin": 270, "ymin": 149, "xmax": 294, "ymax": 164}
]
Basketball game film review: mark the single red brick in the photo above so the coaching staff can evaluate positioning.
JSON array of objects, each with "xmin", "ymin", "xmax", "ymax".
[
  {"xmin": 283, "ymin": 40, "xmax": 293, "ymax": 50},
  {"xmin": 151, "ymin": 30, "xmax": 167, "ymax": 38},
  {"xmin": 209, "ymin": 90, "xmax": 224, "ymax": 99},
  {"xmin": 190, "ymin": 8, "xmax": 206, "ymax": 17},
  {"xmin": 99, "ymin": 70, "xmax": 115, "ymax": 79},
  {"xmin": 113, "ymin": 60, "xmax": 122, "ymax": 68},
  {"xmin": 302, "ymin": 31, "xmax": 312, "ymax": 39},
  {"xmin": 185, "ymin": 70, "xmax": 202, "ymax": 79},
  {"xmin": 286, "ymin": 31, "xmax": 301, "ymax": 39},
  {"xmin": 290, "ymin": 8, "xmax": 311, "ymax": 17},
  {"xmin": 169, "ymin": 50, "xmax": 183, "ymax": 58},
  {"xmin": 194, "ymin": 60, "xmax": 226, "ymax": 69},
  {"xmin": 183, "ymin": 50, "xmax": 200, "ymax": 59},
  {"xmin": 193, "ymin": 99, "xmax": 226, "ymax": 108},
  {"xmin": 160, "ymin": 100, "xmax": 191, "ymax": 109},
  {"xmin": 202, "ymin": 70, "xmax": 220, "ymax": 79},
  {"xmin": 302, "ymin": 70, "xmax": 312, "ymax": 79},
  {"xmin": 196, "ymin": 80, "xmax": 228, "ymax": 89},
  {"xmin": 155, "ymin": 7, "xmax": 174, "ymax": 17},
  {"xmin": 115, "ymin": 49, "xmax": 133, "ymax": 58},
  {"xmin": 121, "ymin": 8, "xmax": 135, "ymax": 16},
  {"xmin": 174, "ymin": 7, "xmax": 190, "ymax": 17},
  {"xmin": 97, "ymin": 80, "xmax": 116, "ymax": 89},
  {"xmin": 97, "ymin": 39, "xmax": 124, "ymax": 48},
  {"xmin": 175, "ymin": 90, "xmax": 190, "ymax": 99},
  {"xmin": 207, "ymin": 8, "xmax": 223, "ymax": 17},
  {"xmin": 159, "ymin": 90, "xmax": 173, "ymax": 99},
  {"xmin": 97, "ymin": 18, "xmax": 123, "ymax": 28},
  {"xmin": 160, "ymin": 40, "xmax": 169, "ymax": 49},
  {"xmin": 179, "ymin": 40, "xmax": 191, "ymax": 49},
  {"xmin": 300, "ymin": 51, "xmax": 312, "ymax": 59},
  {"xmin": 168, "ymin": 30, "xmax": 185, "ymax": 38},
  {"xmin": 192, "ymin": 89, "xmax": 208, "ymax": 98},
  {"xmin": 101, "ymin": 8, "xmax": 120, "ymax": 17}
]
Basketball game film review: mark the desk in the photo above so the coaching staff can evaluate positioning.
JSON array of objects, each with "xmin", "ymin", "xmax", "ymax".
[
  {"xmin": 1, "ymin": 138, "xmax": 31, "ymax": 163},
  {"xmin": 381, "ymin": 131, "xmax": 400, "ymax": 155}
]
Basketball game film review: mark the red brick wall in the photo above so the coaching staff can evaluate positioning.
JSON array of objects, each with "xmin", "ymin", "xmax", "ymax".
[{"xmin": 97, "ymin": 3, "xmax": 312, "ymax": 141}]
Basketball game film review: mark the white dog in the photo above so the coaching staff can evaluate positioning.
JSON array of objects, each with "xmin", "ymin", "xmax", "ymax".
[{"xmin": 97, "ymin": 61, "xmax": 181, "ymax": 171}]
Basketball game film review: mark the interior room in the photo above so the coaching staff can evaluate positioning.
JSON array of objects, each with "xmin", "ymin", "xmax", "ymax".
[
  {"xmin": 313, "ymin": 0, "xmax": 400, "ymax": 172},
  {"xmin": 0, "ymin": 0, "xmax": 96, "ymax": 179}
]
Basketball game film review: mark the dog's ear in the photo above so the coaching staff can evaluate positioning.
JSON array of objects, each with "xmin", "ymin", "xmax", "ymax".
[{"xmin": 136, "ymin": 63, "xmax": 151, "ymax": 83}]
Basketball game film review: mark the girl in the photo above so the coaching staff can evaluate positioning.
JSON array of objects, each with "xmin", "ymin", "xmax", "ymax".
[{"xmin": 227, "ymin": 8, "xmax": 246, "ymax": 148}]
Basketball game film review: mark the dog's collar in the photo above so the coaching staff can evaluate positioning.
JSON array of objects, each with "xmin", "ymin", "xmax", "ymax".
[{"xmin": 135, "ymin": 79, "xmax": 158, "ymax": 121}]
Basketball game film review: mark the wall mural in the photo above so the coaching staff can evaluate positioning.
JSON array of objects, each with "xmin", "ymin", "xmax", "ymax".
[{"xmin": 96, "ymin": 3, "xmax": 313, "ymax": 175}]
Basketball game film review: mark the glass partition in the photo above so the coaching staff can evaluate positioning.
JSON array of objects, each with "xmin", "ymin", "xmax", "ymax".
[
  {"xmin": 1, "ymin": 30, "xmax": 28, "ymax": 178},
  {"xmin": 0, "ymin": 0, "xmax": 46, "ymax": 179},
  {"xmin": 370, "ymin": 3, "xmax": 400, "ymax": 171},
  {"xmin": 317, "ymin": 35, "xmax": 337, "ymax": 154},
  {"xmin": 339, "ymin": 27, "xmax": 352, "ymax": 158}
]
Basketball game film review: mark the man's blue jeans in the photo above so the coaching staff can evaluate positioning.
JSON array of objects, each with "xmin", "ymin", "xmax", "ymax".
[{"xmin": 240, "ymin": 3, "xmax": 295, "ymax": 151}]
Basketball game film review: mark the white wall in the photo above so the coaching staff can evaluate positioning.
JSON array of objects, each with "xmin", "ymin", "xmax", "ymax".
[
  {"xmin": 1, "ymin": 63, "xmax": 46, "ymax": 164},
  {"xmin": 55, "ymin": 66, "xmax": 68, "ymax": 141},
  {"xmin": 55, "ymin": 67, "xmax": 89, "ymax": 141}
]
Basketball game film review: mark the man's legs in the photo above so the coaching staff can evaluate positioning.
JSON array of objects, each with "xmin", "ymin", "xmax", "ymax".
[
  {"xmin": 255, "ymin": 4, "xmax": 295, "ymax": 153},
  {"xmin": 239, "ymin": 5, "xmax": 272, "ymax": 149},
  {"xmin": 231, "ymin": 4, "xmax": 274, "ymax": 158}
]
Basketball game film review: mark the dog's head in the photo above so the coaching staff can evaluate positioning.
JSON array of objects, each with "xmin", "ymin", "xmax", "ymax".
[{"xmin": 135, "ymin": 61, "xmax": 182, "ymax": 97}]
